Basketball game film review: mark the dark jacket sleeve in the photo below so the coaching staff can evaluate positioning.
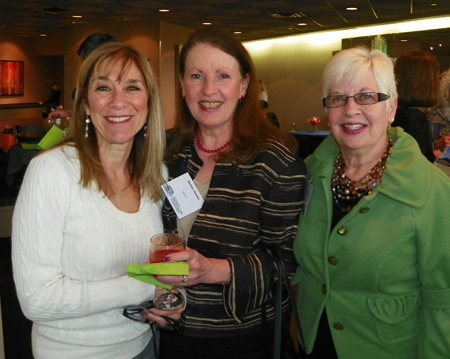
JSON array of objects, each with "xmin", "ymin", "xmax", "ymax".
[{"xmin": 393, "ymin": 107, "xmax": 435, "ymax": 162}]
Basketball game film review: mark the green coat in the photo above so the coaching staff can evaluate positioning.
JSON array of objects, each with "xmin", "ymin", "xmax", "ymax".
[{"xmin": 293, "ymin": 127, "xmax": 450, "ymax": 358}]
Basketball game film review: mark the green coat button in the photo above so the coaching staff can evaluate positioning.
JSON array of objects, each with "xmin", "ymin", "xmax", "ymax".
[
  {"xmin": 333, "ymin": 323, "xmax": 344, "ymax": 330},
  {"xmin": 328, "ymin": 256, "xmax": 338, "ymax": 265},
  {"xmin": 359, "ymin": 207, "xmax": 370, "ymax": 214},
  {"xmin": 337, "ymin": 226, "xmax": 348, "ymax": 235}
]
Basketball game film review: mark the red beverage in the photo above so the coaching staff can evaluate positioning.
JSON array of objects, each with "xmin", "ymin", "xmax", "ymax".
[{"xmin": 150, "ymin": 249, "xmax": 182, "ymax": 263}]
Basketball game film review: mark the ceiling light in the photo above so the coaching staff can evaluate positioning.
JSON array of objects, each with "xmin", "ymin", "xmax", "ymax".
[
  {"xmin": 400, "ymin": 39, "xmax": 408, "ymax": 42},
  {"xmin": 234, "ymin": 31, "xmax": 242, "ymax": 34},
  {"xmin": 72, "ymin": 15, "xmax": 82, "ymax": 18},
  {"xmin": 297, "ymin": 23, "xmax": 307, "ymax": 26},
  {"xmin": 159, "ymin": 9, "xmax": 170, "ymax": 13},
  {"xmin": 346, "ymin": 7, "xmax": 358, "ymax": 11},
  {"xmin": 40, "ymin": 34, "xmax": 47, "ymax": 37},
  {"xmin": 202, "ymin": 22, "xmax": 211, "ymax": 25}
]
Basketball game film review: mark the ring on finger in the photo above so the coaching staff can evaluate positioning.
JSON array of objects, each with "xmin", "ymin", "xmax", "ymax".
[{"xmin": 182, "ymin": 275, "xmax": 189, "ymax": 282}]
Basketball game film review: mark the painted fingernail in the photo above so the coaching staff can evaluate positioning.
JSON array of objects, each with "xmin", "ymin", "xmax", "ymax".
[{"xmin": 164, "ymin": 257, "xmax": 171, "ymax": 262}]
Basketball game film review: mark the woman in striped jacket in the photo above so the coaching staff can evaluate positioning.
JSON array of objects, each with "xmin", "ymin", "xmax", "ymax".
[{"xmin": 156, "ymin": 30, "xmax": 306, "ymax": 359}]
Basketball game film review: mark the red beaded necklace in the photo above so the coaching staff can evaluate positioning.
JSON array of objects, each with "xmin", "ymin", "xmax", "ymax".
[{"xmin": 195, "ymin": 128, "xmax": 231, "ymax": 154}]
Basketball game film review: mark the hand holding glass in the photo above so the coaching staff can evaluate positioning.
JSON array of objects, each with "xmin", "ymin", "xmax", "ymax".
[{"xmin": 149, "ymin": 233, "xmax": 186, "ymax": 310}]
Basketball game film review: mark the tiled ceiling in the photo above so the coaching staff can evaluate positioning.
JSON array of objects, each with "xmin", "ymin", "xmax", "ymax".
[{"xmin": 0, "ymin": 0, "xmax": 449, "ymax": 51}]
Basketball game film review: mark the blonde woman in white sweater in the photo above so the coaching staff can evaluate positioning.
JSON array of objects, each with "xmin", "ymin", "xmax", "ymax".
[{"xmin": 12, "ymin": 43, "xmax": 182, "ymax": 359}]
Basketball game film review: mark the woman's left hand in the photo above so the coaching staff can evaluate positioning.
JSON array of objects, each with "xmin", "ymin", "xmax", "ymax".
[{"xmin": 156, "ymin": 247, "xmax": 231, "ymax": 286}]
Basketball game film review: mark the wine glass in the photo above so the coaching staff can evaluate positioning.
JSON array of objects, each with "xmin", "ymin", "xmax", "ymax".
[{"xmin": 149, "ymin": 232, "xmax": 186, "ymax": 310}]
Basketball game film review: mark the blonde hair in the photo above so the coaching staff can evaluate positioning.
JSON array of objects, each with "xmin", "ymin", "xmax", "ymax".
[{"xmin": 64, "ymin": 42, "xmax": 166, "ymax": 201}]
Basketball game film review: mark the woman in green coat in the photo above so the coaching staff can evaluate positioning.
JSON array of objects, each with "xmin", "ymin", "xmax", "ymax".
[{"xmin": 293, "ymin": 46, "xmax": 450, "ymax": 358}]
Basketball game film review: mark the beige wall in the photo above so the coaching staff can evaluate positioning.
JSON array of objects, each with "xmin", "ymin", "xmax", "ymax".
[
  {"xmin": 159, "ymin": 22, "xmax": 194, "ymax": 129},
  {"xmin": 246, "ymin": 35, "xmax": 342, "ymax": 131}
]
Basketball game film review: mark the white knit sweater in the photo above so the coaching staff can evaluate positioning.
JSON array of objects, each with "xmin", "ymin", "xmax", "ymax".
[{"xmin": 12, "ymin": 146, "xmax": 165, "ymax": 359}]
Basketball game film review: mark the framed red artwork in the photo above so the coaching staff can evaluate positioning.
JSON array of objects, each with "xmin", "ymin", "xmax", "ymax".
[{"xmin": 0, "ymin": 60, "xmax": 24, "ymax": 96}]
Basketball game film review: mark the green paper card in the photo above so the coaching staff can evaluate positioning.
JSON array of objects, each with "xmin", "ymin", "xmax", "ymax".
[
  {"xmin": 127, "ymin": 262, "xmax": 189, "ymax": 289},
  {"xmin": 37, "ymin": 125, "xmax": 65, "ymax": 150}
]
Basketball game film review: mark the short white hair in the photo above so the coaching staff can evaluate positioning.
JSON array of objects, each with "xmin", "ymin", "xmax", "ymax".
[{"xmin": 322, "ymin": 47, "xmax": 397, "ymax": 112}]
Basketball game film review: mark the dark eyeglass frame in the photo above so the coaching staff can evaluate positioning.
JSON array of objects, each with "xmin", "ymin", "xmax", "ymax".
[
  {"xmin": 322, "ymin": 92, "xmax": 390, "ymax": 108},
  {"xmin": 122, "ymin": 300, "xmax": 183, "ymax": 331},
  {"xmin": 123, "ymin": 300, "xmax": 155, "ymax": 323}
]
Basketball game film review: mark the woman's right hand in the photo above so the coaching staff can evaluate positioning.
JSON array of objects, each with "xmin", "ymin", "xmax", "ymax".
[{"xmin": 156, "ymin": 247, "xmax": 232, "ymax": 287}]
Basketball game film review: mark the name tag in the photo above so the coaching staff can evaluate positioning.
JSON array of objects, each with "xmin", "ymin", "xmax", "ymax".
[{"xmin": 162, "ymin": 173, "xmax": 204, "ymax": 219}]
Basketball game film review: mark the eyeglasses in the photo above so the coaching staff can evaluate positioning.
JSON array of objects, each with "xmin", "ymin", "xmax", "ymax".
[
  {"xmin": 323, "ymin": 92, "xmax": 390, "ymax": 108},
  {"xmin": 123, "ymin": 300, "xmax": 155, "ymax": 323},
  {"xmin": 122, "ymin": 300, "xmax": 183, "ymax": 331}
]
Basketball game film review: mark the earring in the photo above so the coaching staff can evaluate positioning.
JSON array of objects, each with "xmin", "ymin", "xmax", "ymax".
[
  {"xmin": 143, "ymin": 124, "xmax": 148, "ymax": 138},
  {"xmin": 85, "ymin": 116, "xmax": 91, "ymax": 138}
]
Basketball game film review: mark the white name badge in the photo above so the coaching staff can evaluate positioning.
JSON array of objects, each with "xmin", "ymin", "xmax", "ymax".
[{"xmin": 162, "ymin": 173, "xmax": 204, "ymax": 219}]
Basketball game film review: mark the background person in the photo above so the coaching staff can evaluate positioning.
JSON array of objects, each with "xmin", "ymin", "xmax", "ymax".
[
  {"xmin": 293, "ymin": 46, "xmax": 450, "ymax": 358},
  {"xmin": 158, "ymin": 30, "xmax": 306, "ymax": 359},
  {"xmin": 259, "ymin": 99, "xmax": 280, "ymax": 127},
  {"xmin": 392, "ymin": 50, "xmax": 439, "ymax": 162},
  {"xmin": 12, "ymin": 43, "xmax": 181, "ymax": 359},
  {"xmin": 41, "ymin": 79, "xmax": 61, "ymax": 119},
  {"xmin": 428, "ymin": 69, "xmax": 450, "ymax": 156}
]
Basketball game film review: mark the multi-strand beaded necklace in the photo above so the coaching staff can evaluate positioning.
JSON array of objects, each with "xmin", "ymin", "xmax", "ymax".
[{"xmin": 331, "ymin": 139, "xmax": 393, "ymax": 213}]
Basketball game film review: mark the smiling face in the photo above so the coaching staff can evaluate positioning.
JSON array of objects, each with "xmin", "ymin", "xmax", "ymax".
[
  {"xmin": 84, "ymin": 59, "xmax": 149, "ymax": 150},
  {"xmin": 180, "ymin": 43, "xmax": 249, "ymax": 131},
  {"xmin": 327, "ymin": 69, "xmax": 397, "ymax": 158}
]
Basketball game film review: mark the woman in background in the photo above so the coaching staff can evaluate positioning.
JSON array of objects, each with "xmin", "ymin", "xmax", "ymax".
[
  {"xmin": 12, "ymin": 43, "xmax": 181, "ymax": 359},
  {"xmin": 428, "ymin": 69, "xmax": 450, "ymax": 156},
  {"xmin": 293, "ymin": 46, "xmax": 450, "ymax": 358},
  {"xmin": 392, "ymin": 50, "xmax": 440, "ymax": 162}
]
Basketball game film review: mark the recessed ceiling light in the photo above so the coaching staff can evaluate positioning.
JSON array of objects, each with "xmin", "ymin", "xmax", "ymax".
[
  {"xmin": 159, "ymin": 9, "xmax": 170, "ymax": 13},
  {"xmin": 203, "ymin": 22, "xmax": 212, "ymax": 25},
  {"xmin": 346, "ymin": 7, "xmax": 358, "ymax": 11},
  {"xmin": 72, "ymin": 15, "xmax": 82, "ymax": 18},
  {"xmin": 431, "ymin": 3, "xmax": 437, "ymax": 6},
  {"xmin": 400, "ymin": 39, "xmax": 408, "ymax": 42},
  {"xmin": 297, "ymin": 22, "xmax": 307, "ymax": 26},
  {"xmin": 40, "ymin": 33, "xmax": 47, "ymax": 37},
  {"xmin": 234, "ymin": 31, "xmax": 242, "ymax": 34}
]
